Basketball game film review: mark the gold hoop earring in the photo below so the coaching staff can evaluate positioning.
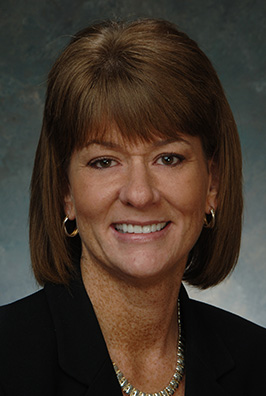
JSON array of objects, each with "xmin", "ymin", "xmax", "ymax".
[
  {"xmin": 63, "ymin": 216, "xmax": 79, "ymax": 237},
  {"xmin": 204, "ymin": 208, "xmax": 215, "ymax": 229}
]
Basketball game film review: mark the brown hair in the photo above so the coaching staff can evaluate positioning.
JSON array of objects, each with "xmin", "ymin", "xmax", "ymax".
[{"xmin": 30, "ymin": 19, "xmax": 242, "ymax": 289}]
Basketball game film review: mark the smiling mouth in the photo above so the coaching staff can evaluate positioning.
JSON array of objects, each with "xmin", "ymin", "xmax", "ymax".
[{"xmin": 114, "ymin": 222, "xmax": 169, "ymax": 234}]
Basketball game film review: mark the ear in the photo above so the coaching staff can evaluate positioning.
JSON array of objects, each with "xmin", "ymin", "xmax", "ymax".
[
  {"xmin": 64, "ymin": 189, "xmax": 76, "ymax": 220},
  {"xmin": 205, "ymin": 160, "xmax": 219, "ymax": 213}
]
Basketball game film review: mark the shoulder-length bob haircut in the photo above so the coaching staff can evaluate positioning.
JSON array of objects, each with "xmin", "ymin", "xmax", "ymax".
[{"xmin": 30, "ymin": 18, "xmax": 242, "ymax": 289}]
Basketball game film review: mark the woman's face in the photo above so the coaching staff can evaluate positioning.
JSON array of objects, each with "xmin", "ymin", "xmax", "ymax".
[{"xmin": 64, "ymin": 130, "xmax": 218, "ymax": 283}]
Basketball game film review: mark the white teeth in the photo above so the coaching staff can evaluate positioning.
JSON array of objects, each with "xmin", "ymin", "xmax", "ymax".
[
  {"xmin": 127, "ymin": 224, "xmax": 134, "ymax": 233},
  {"xmin": 151, "ymin": 224, "xmax": 157, "ymax": 232},
  {"xmin": 122, "ymin": 224, "xmax": 127, "ymax": 233},
  {"xmin": 115, "ymin": 222, "xmax": 167, "ymax": 234},
  {"xmin": 143, "ymin": 225, "xmax": 151, "ymax": 233},
  {"xmin": 134, "ymin": 225, "xmax": 142, "ymax": 233}
]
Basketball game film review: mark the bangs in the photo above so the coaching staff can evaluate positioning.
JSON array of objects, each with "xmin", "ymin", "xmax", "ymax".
[
  {"xmin": 46, "ymin": 20, "xmax": 219, "ymax": 166},
  {"xmin": 58, "ymin": 67, "xmax": 212, "ymax": 156},
  {"xmin": 73, "ymin": 77, "xmax": 191, "ymax": 149}
]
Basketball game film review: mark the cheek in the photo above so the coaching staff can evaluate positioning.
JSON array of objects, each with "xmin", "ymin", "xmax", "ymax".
[
  {"xmin": 166, "ymin": 171, "xmax": 209, "ymax": 212},
  {"xmin": 72, "ymin": 181, "xmax": 116, "ymax": 224},
  {"xmin": 171, "ymin": 176, "xmax": 208, "ymax": 245}
]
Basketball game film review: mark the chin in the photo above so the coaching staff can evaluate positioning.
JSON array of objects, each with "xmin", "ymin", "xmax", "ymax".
[{"xmin": 111, "ymin": 257, "xmax": 178, "ymax": 284}]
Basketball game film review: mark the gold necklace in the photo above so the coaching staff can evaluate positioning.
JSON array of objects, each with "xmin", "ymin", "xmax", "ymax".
[{"xmin": 113, "ymin": 300, "xmax": 185, "ymax": 396}]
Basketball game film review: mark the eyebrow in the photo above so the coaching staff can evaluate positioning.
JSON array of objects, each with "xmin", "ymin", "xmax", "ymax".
[{"xmin": 85, "ymin": 136, "xmax": 191, "ymax": 149}]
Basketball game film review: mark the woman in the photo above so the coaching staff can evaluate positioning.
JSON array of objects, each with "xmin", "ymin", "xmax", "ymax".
[{"xmin": 0, "ymin": 19, "xmax": 265, "ymax": 395}]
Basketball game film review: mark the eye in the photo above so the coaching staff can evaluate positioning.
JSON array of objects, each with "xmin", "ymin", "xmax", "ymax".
[
  {"xmin": 156, "ymin": 154, "xmax": 184, "ymax": 166},
  {"xmin": 88, "ymin": 157, "xmax": 118, "ymax": 169}
]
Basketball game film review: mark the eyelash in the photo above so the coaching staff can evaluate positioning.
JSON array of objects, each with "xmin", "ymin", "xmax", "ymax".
[
  {"xmin": 88, "ymin": 157, "xmax": 118, "ymax": 169},
  {"xmin": 88, "ymin": 153, "xmax": 185, "ymax": 169},
  {"xmin": 155, "ymin": 153, "xmax": 185, "ymax": 167}
]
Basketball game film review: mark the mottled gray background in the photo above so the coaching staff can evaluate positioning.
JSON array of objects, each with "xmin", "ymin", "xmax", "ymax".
[{"xmin": 0, "ymin": 0, "xmax": 265, "ymax": 326}]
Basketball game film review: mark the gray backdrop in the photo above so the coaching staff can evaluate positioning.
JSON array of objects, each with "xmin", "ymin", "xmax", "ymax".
[{"xmin": 1, "ymin": 0, "xmax": 265, "ymax": 327}]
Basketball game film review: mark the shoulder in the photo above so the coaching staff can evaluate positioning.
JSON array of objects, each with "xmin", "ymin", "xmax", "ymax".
[
  {"xmin": 0, "ymin": 288, "xmax": 56, "ymax": 349},
  {"xmin": 190, "ymin": 298, "xmax": 266, "ymax": 362},
  {"xmin": 0, "ymin": 288, "xmax": 56, "ymax": 346},
  {"xmin": 182, "ymin": 295, "xmax": 266, "ymax": 394},
  {"xmin": 0, "ymin": 289, "xmax": 51, "ymax": 335},
  {"xmin": 0, "ymin": 290, "xmax": 58, "ymax": 390},
  {"xmin": 190, "ymin": 298, "xmax": 266, "ymax": 337}
]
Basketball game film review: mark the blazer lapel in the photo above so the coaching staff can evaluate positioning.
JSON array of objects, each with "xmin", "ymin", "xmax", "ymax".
[
  {"xmin": 44, "ymin": 279, "xmax": 236, "ymax": 396},
  {"xmin": 44, "ymin": 279, "xmax": 122, "ymax": 395},
  {"xmin": 180, "ymin": 286, "xmax": 235, "ymax": 396},
  {"xmin": 83, "ymin": 357, "xmax": 123, "ymax": 395}
]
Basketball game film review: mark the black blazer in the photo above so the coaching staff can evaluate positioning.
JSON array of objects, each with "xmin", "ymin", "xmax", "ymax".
[{"xmin": 0, "ymin": 276, "xmax": 266, "ymax": 395}]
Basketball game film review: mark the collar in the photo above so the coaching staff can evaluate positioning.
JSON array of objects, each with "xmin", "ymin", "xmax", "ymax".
[
  {"xmin": 45, "ymin": 279, "xmax": 235, "ymax": 395},
  {"xmin": 44, "ymin": 277, "xmax": 121, "ymax": 394},
  {"xmin": 180, "ymin": 285, "xmax": 235, "ymax": 395}
]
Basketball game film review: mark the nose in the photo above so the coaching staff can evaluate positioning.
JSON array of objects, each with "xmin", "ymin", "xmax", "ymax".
[{"xmin": 119, "ymin": 162, "xmax": 160, "ymax": 208}]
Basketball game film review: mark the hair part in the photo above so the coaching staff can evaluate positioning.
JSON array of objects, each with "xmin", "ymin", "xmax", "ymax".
[{"xmin": 30, "ymin": 18, "xmax": 242, "ymax": 289}]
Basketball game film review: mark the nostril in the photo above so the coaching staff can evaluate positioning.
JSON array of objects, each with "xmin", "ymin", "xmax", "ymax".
[{"xmin": 119, "ymin": 183, "xmax": 159, "ymax": 208}]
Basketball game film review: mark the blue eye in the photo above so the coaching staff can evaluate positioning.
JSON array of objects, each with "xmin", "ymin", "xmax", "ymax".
[
  {"xmin": 156, "ymin": 154, "xmax": 184, "ymax": 166},
  {"xmin": 89, "ymin": 158, "xmax": 117, "ymax": 169}
]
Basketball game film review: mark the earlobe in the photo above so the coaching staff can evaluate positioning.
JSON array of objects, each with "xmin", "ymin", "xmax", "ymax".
[
  {"xmin": 205, "ymin": 160, "xmax": 219, "ymax": 213},
  {"xmin": 203, "ymin": 207, "xmax": 215, "ymax": 228},
  {"xmin": 64, "ymin": 193, "xmax": 76, "ymax": 220},
  {"xmin": 205, "ymin": 188, "xmax": 218, "ymax": 213}
]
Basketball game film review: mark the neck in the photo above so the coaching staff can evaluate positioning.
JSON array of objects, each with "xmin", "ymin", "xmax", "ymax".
[{"xmin": 81, "ymin": 256, "xmax": 184, "ymax": 359}]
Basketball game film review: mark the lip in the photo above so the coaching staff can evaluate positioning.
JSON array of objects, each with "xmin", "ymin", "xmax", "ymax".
[
  {"xmin": 110, "ymin": 221, "xmax": 171, "ymax": 242},
  {"xmin": 112, "ymin": 220, "xmax": 168, "ymax": 226}
]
